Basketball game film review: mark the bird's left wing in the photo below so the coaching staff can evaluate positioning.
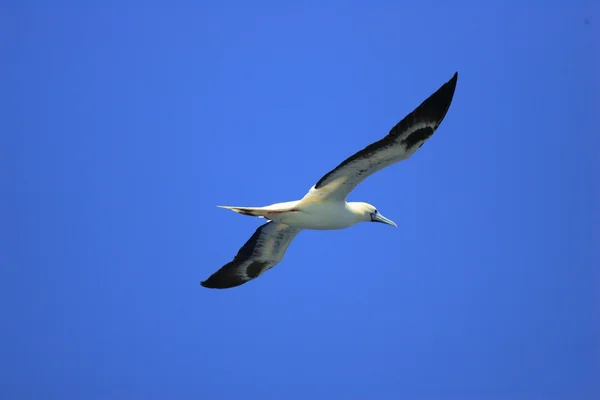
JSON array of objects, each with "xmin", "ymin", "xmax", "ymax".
[
  {"xmin": 201, "ymin": 221, "xmax": 302, "ymax": 289},
  {"xmin": 302, "ymin": 72, "xmax": 458, "ymax": 203}
]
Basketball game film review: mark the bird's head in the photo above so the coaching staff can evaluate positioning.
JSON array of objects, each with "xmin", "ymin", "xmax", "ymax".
[{"xmin": 349, "ymin": 202, "xmax": 397, "ymax": 227}]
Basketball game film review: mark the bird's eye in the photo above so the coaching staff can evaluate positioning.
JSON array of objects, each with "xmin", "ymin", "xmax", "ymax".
[{"xmin": 374, "ymin": 209, "xmax": 378, "ymax": 214}]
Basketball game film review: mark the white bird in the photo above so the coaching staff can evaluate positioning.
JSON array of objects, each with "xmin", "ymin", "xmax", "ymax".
[{"xmin": 201, "ymin": 72, "xmax": 458, "ymax": 289}]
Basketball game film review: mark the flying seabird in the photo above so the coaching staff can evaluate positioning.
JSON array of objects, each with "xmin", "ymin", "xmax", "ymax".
[{"xmin": 201, "ymin": 72, "xmax": 458, "ymax": 289}]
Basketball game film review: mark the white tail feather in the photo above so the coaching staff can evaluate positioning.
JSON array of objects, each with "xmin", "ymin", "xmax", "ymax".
[{"xmin": 217, "ymin": 205, "xmax": 266, "ymax": 217}]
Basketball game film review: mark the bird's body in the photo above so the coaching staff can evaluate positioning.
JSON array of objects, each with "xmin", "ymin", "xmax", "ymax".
[
  {"xmin": 220, "ymin": 200, "xmax": 383, "ymax": 230},
  {"xmin": 201, "ymin": 72, "xmax": 459, "ymax": 289}
]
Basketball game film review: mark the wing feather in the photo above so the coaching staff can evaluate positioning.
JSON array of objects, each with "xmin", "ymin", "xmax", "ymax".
[
  {"xmin": 303, "ymin": 72, "xmax": 458, "ymax": 202},
  {"xmin": 200, "ymin": 221, "xmax": 302, "ymax": 289}
]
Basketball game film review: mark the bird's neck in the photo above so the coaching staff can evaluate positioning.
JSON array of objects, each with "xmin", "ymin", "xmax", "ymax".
[{"xmin": 346, "ymin": 202, "xmax": 368, "ymax": 222}]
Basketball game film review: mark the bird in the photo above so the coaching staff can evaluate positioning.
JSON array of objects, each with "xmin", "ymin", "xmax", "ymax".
[{"xmin": 201, "ymin": 72, "xmax": 458, "ymax": 289}]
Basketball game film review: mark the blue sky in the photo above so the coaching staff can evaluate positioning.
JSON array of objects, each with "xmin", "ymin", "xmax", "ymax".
[{"xmin": 1, "ymin": 2, "xmax": 598, "ymax": 399}]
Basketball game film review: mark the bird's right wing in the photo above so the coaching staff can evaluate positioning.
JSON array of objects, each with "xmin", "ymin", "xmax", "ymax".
[
  {"xmin": 301, "ymin": 72, "xmax": 458, "ymax": 203},
  {"xmin": 201, "ymin": 221, "xmax": 302, "ymax": 289}
]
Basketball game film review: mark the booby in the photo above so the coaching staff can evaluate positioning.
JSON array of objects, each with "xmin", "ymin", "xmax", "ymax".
[{"xmin": 201, "ymin": 72, "xmax": 458, "ymax": 289}]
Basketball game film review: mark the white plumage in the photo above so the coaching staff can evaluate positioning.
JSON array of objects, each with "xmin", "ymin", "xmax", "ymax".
[{"xmin": 201, "ymin": 72, "xmax": 458, "ymax": 289}]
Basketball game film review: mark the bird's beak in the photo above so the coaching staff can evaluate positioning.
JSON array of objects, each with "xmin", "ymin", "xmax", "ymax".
[{"xmin": 373, "ymin": 213, "xmax": 397, "ymax": 227}]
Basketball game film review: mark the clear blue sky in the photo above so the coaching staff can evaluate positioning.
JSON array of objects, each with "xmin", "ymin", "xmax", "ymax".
[{"xmin": 1, "ymin": 2, "xmax": 598, "ymax": 399}]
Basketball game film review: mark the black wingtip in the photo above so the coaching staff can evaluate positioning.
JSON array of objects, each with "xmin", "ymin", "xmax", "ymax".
[
  {"xmin": 200, "ymin": 278, "xmax": 231, "ymax": 289},
  {"xmin": 200, "ymin": 280, "xmax": 231, "ymax": 289},
  {"xmin": 439, "ymin": 71, "xmax": 459, "ymax": 101},
  {"xmin": 417, "ymin": 71, "xmax": 459, "ymax": 127},
  {"xmin": 200, "ymin": 272, "xmax": 247, "ymax": 289},
  {"xmin": 439, "ymin": 71, "xmax": 458, "ymax": 95},
  {"xmin": 447, "ymin": 71, "xmax": 458, "ymax": 94},
  {"xmin": 390, "ymin": 71, "xmax": 459, "ymax": 150}
]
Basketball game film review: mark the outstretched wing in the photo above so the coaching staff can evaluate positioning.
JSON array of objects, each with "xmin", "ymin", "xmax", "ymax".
[
  {"xmin": 302, "ymin": 72, "xmax": 458, "ymax": 203},
  {"xmin": 201, "ymin": 221, "xmax": 302, "ymax": 289}
]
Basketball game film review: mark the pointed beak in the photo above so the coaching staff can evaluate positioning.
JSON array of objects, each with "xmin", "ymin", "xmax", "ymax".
[{"xmin": 372, "ymin": 213, "xmax": 397, "ymax": 227}]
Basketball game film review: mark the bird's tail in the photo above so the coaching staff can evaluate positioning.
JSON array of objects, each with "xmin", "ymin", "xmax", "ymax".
[{"xmin": 217, "ymin": 205, "xmax": 267, "ymax": 218}]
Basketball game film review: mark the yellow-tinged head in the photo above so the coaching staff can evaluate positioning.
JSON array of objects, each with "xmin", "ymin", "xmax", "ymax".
[{"xmin": 348, "ymin": 202, "xmax": 397, "ymax": 227}]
